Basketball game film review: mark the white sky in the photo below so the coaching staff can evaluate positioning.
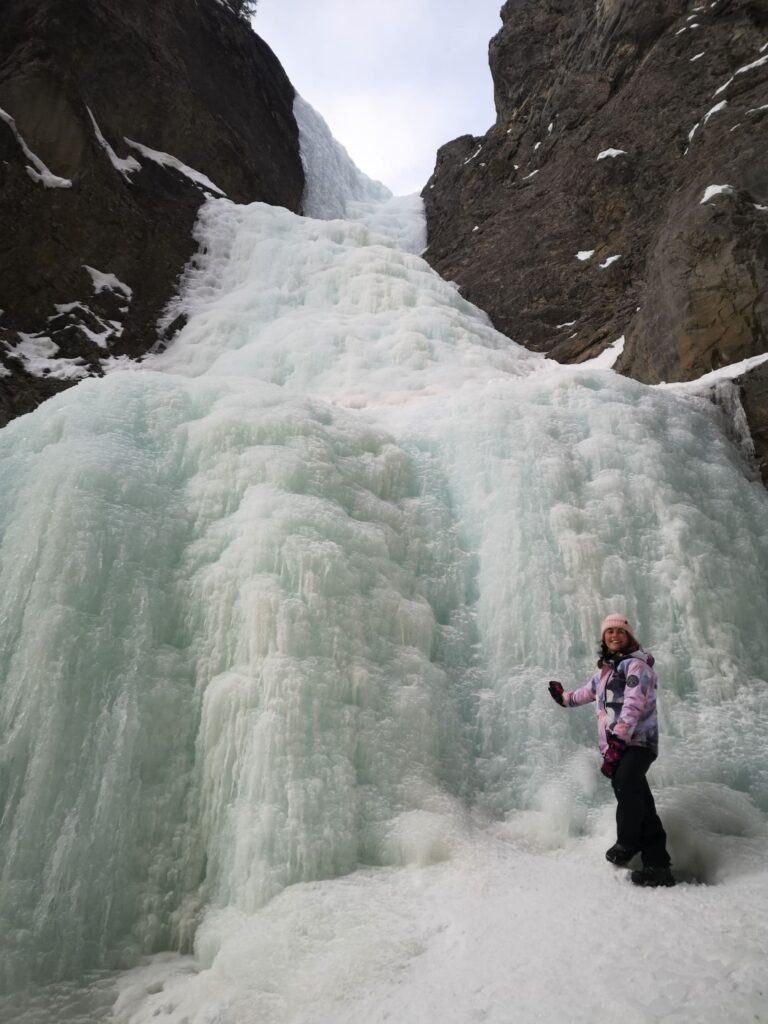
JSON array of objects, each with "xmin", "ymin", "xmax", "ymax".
[{"xmin": 253, "ymin": 1, "xmax": 504, "ymax": 196}]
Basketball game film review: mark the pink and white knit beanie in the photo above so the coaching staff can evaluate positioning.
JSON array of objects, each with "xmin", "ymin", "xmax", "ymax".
[{"xmin": 600, "ymin": 613, "xmax": 634, "ymax": 638}]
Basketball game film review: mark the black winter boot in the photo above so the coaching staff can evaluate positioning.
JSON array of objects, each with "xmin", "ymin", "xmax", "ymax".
[
  {"xmin": 631, "ymin": 865, "xmax": 675, "ymax": 887},
  {"xmin": 605, "ymin": 843, "xmax": 637, "ymax": 866}
]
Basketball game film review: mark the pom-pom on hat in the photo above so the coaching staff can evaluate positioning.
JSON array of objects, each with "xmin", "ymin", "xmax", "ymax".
[{"xmin": 601, "ymin": 613, "xmax": 634, "ymax": 638}]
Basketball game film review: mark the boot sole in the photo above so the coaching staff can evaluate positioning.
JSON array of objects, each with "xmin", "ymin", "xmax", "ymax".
[{"xmin": 631, "ymin": 873, "xmax": 676, "ymax": 888}]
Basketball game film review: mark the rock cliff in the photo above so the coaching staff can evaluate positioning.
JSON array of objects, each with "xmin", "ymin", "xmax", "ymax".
[
  {"xmin": 0, "ymin": 0, "xmax": 303, "ymax": 424},
  {"xmin": 423, "ymin": 0, "xmax": 768, "ymax": 474}
]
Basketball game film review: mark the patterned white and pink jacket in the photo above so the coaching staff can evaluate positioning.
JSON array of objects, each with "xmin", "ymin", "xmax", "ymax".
[{"xmin": 562, "ymin": 649, "xmax": 659, "ymax": 756}]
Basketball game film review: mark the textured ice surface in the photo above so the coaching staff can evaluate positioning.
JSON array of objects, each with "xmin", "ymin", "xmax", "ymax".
[
  {"xmin": 1, "ymin": 95, "xmax": 768, "ymax": 1024},
  {"xmin": 294, "ymin": 96, "xmax": 390, "ymax": 220}
]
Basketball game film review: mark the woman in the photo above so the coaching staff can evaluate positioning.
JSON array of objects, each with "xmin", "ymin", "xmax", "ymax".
[{"xmin": 548, "ymin": 613, "xmax": 674, "ymax": 887}]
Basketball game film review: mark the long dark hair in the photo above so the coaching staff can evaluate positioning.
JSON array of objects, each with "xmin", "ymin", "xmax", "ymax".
[{"xmin": 596, "ymin": 635, "xmax": 639, "ymax": 668}]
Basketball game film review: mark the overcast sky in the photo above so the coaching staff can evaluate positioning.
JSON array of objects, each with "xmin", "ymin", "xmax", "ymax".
[{"xmin": 254, "ymin": 1, "xmax": 504, "ymax": 196}]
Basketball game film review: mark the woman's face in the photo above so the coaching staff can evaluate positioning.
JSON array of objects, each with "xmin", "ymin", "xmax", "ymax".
[{"xmin": 604, "ymin": 627, "xmax": 631, "ymax": 653}]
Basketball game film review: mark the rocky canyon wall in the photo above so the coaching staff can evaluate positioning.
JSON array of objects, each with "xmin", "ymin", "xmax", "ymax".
[
  {"xmin": 0, "ymin": 0, "xmax": 304, "ymax": 423},
  {"xmin": 422, "ymin": 0, "xmax": 768, "ymax": 475}
]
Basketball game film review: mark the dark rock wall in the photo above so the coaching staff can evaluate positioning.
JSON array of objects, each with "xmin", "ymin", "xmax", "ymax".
[
  {"xmin": 423, "ymin": 0, "xmax": 768, "ymax": 386},
  {"xmin": 0, "ymin": 0, "xmax": 304, "ymax": 424},
  {"xmin": 737, "ymin": 361, "xmax": 768, "ymax": 485}
]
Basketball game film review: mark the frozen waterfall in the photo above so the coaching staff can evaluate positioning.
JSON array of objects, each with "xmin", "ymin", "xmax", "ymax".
[{"xmin": 1, "ymin": 98, "xmax": 767, "ymax": 1023}]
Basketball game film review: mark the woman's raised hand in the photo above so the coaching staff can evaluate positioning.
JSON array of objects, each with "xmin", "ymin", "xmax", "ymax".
[{"xmin": 548, "ymin": 681, "xmax": 565, "ymax": 706}]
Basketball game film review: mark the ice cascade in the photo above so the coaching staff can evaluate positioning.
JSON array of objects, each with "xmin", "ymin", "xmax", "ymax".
[{"xmin": 0, "ymin": 96, "xmax": 767, "ymax": 1023}]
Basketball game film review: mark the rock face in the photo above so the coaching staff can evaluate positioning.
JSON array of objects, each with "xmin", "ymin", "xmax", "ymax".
[
  {"xmin": 737, "ymin": 361, "xmax": 768, "ymax": 484},
  {"xmin": 0, "ymin": 0, "xmax": 303, "ymax": 424},
  {"xmin": 422, "ymin": 0, "xmax": 768, "ymax": 388}
]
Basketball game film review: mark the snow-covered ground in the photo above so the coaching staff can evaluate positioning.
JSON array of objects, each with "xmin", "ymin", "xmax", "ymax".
[
  {"xmin": 113, "ymin": 822, "xmax": 768, "ymax": 1024},
  {"xmin": 1, "ymin": 100, "xmax": 767, "ymax": 1024},
  {"xmin": 6, "ymin": 818, "xmax": 768, "ymax": 1024}
]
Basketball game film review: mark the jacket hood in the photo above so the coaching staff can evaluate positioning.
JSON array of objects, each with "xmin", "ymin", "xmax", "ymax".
[
  {"xmin": 601, "ymin": 646, "xmax": 655, "ymax": 670},
  {"xmin": 622, "ymin": 647, "xmax": 654, "ymax": 668}
]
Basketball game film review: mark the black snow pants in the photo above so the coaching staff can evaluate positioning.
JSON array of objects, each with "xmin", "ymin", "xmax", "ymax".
[{"xmin": 611, "ymin": 746, "xmax": 671, "ymax": 867}]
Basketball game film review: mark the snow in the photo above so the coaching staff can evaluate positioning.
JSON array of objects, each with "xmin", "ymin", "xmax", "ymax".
[
  {"xmin": 596, "ymin": 148, "xmax": 626, "ymax": 160},
  {"xmin": 77, "ymin": 323, "xmax": 113, "ymax": 349},
  {"xmin": 703, "ymin": 100, "xmax": 728, "ymax": 124},
  {"xmin": 658, "ymin": 351, "xmax": 768, "ymax": 391},
  {"xmin": 87, "ymin": 107, "xmax": 141, "ymax": 179},
  {"xmin": 53, "ymin": 302, "xmax": 88, "ymax": 316},
  {"xmin": 8, "ymin": 333, "xmax": 90, "ymax": 379},
  {"xmin": 124, "ymin": 138, "xmax": 226, "ymax": 195},
  {"xmin": 576, "ymin": 249, "xmax": 595, "ymax": 261},
  {"xmin": 690, "ymin": 51, "xmax": 706, "ymax": 61},
  {"xmin": 523, "ymin": 169, "xmax": 539, "ymax": 179},
  {"xmin": 714, "ymin": 54, "xmax": 768, "ymax": 97},
  {"xmin": 463, "ymin": 144, "xmax": 483, "ymax": 165},
  {"xmin": 701, "ymin": 184, "xmax": 735, "ymax": 203},
  {"xmin": 599, "ymin": 254, "xmax": 621, "ymax": 269},
  {"xmin": 108, "ymin": 828, "xmax": 768, "ymax": 1024},
  {"xmin": 100, "ymin": 355, "xmax": 146, "ymax": 374},
  {"xmin": 83, "ymin": 266, "xmax": 133, "ymax": 299},
  {"xmin": 735, "ymin": 53, "xmax": 768, "ymax": 77},
  {"xmin": 0, "ymin": 105, "xmax": 72, "ymax": 189},
  {"xmin": 40, "ymin": 271, "xmax": 132, "ymax": 355},
  {"xmin": 688, "ymin": 101, "xmax": 726, "ymax": 145},
  {"xmin": 578, "ymin": 335, "xmax": 625, "ymax": 369},
  {"xmin": 1, "ymin": 95, "xmax": 768, "ymax": 1024}
]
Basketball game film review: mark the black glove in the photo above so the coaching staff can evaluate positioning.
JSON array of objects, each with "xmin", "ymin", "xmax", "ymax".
[
  {"xmin": 548, "ymin": 681, "xmax": 565, "ymax": 706},
  {"xmin": 600, "ymin": 736, "xmax": 627, "ymax": 778}
]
